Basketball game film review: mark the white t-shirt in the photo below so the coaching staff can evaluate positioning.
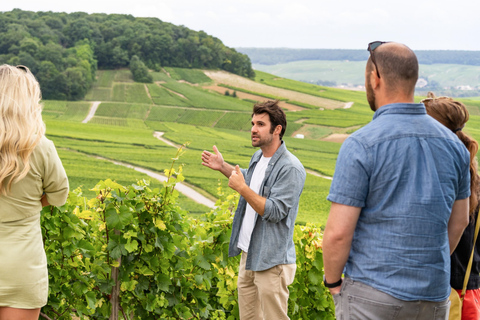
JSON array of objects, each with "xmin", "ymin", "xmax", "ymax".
[{"xmin": 237, "ymin": 155, "xmax": 271, "ymax": 252}]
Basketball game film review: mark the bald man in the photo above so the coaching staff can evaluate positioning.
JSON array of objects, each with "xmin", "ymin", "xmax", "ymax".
[{"xmin": 322, "ymin": 42, "xmax": 471, "ymax": 319}]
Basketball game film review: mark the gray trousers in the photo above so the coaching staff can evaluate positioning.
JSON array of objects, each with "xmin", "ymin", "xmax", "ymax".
[{"xmin": 333, "ymin": 278, "xmax": 450, "ymax": 320}]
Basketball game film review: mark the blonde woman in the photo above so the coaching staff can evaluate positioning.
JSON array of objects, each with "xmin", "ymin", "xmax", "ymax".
[
  {"xmin": 423, "ymin": 92, "xmax": 480, "ymax": 320},
  {"xmin": 0, "ymin": 65, "xmax": 69, "ymax": 319}
]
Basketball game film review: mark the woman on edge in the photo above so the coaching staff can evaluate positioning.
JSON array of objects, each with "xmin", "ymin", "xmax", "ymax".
[
  {"xmin": 0, "ymin": 65, "xmax": 69, "ymax": 319},
  {"xmin": 423, "ymin": 92, "xmax": 480, "ymax": 320}
]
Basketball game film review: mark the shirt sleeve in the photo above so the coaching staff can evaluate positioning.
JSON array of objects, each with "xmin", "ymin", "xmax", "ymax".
[
  {"xmin": 263, "ymin": 165, "xmax": 306, "ymax": 223},
  {"xmin": 456, "ymin": 149, "xmax": 471, "ymax": 200},
  {"xmin": 327, "ymin": 137, "xmax": 371, "ymax": 208},
  {"xmin": 43, "ymin": 140, "xmax": 69, "ymax": 206}
]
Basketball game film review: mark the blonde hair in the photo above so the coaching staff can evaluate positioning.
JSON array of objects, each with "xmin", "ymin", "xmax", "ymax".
[
  {"xmin": 0, "ymin": 64, "xmax": 45, "ymax": 195},
  {"xmin": 422, "ymin": 92, "xmax": 480, "ymax": 216}
]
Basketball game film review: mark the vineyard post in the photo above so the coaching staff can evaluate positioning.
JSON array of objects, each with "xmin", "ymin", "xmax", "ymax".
[{"xmin": 110, "ymin": 230, "xmax": 122, "ymax": 320}]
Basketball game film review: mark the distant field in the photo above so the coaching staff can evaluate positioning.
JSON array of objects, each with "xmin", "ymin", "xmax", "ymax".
[
  {"xmin": 254, "ymin": 60, "xmax": 366, "ymax": 87},
  {"xmin": 204, "ymin": 70, "xmax": 346, "ymax": 109},
  {"xmin": 254, "ymin": 60, "xmax": 480, "ymax": 96}
]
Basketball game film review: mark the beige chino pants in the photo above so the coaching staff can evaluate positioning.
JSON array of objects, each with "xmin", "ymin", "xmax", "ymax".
[{"xmin": 237, "ymin": 251, "xmax": 296, "ymax": 320}]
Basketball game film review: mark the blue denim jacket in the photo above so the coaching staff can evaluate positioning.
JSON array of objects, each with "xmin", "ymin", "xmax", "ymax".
[
  {"xmin": 229, "ymin": 142, "xmax": 306, "ymax": 271},
  {"xmin": 328, "ymin": 103, "xmax": 471, "ymax": 301}
]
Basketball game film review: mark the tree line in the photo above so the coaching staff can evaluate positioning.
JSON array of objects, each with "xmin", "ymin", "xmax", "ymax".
[
  {"xmin": 239, "ymin": 47, "xmax": 480, "ymax": 66},
  {"xmin": 0, "ymin": 9, "xmax": 255, "ymax": 100}
]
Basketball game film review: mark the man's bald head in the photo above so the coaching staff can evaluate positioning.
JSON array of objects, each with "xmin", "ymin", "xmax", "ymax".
[{"xmin": 367, "ymin": 42, "xmax": 418, "ymax": 96}]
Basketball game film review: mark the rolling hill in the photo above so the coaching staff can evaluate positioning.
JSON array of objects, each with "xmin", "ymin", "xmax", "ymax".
[{"xmin": 43, "ymin": 67, "xmax": 480, "ymax": 226}]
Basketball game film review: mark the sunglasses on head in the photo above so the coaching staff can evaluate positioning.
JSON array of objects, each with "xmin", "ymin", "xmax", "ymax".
[
  {"xmin": 16, "ymin": 65, "xmax": 29, "ymax": 72},
  {"xmin": 367, "ymin": 41, "xmax": 388, "ymax": 78}
]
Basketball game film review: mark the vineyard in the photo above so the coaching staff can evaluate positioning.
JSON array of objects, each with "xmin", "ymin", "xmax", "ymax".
[
  {"xmin": 41, "ymin": 164, "xmax": 335, "ymax": 319},
  {"xmin": 42, "ymin": 67, "xmax": 480, "ymax": 223},
  {"xmin": 38, "ymin": 66, "xmax": 480, "ymax": 319}
]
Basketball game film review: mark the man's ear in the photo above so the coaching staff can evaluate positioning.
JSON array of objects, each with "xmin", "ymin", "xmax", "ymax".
[
  {"xmin": 370, "ymin": 70, "xmax": 380, "ymax": 89},
  {"xmin": 274, "ymin": 125, "xmax": 282, "ymax": 135}
]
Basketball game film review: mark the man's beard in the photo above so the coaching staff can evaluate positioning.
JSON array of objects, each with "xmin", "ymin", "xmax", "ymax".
[
  {"xmin": 366, "ymin": 77, "xmax": 376, "ymax": 112},
  {"xmin": 251, "ymin": 134, "xmax": 272, "ymax": 148}
]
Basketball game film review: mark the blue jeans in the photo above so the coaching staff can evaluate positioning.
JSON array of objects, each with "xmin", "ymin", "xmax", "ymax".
[{"xmin": 333, "ymin": 278, "xmax": 450, "ymax": 320}]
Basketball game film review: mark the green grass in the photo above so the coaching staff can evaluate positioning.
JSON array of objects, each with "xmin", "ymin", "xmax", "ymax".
[
  {"xmin": 85, "ymin": 88, "xmax": 112, "ymax": 101},
  {"xmin": 114, "ymin": 69, "xmax": 134, "ymax": 82},
  {"xmin": 254, "ymin": 70, "xmax": 368, "ymax": 103},
  {"xmin": 144, "ymin": 121, "xmax": 172, "ymax": 132},
  {"xmin": 458, "ymin": 98, "xmax": 480, "ymax": 116},
  {"xmin": 88, "ymin": 117, "xmax": 149, "ymax": 128},
  {"xmin": 177, "ymin": 110, "xmax": 224, "ymax": 127},
  {"xmin": 57, "ymin": 102, "xmax": 92, "ymax": 122},
  {"xmin": 95, "ymin": 102, "xmax": 151, "ymax": 120},
  {"xmin": 291, "ymin": 125, "xmax": 332, "ymax": 139},
  {"xmin": 112, "ymin": 83, "xmax": 152, "ymax": 104},
  {"xmin": 147, "ymin": 106, "xmax": 186, "ymax": 122},
  {"xmin": 147, "ymin": 83, "xmax": 190, "ymax": 107},
  {"xmin": 165, "ymin": 67, "xmax": 212, "ymax": 84},
  {"xmin": 214, "ymin": 112, "xmax": 252, "ymax": 131},
  {"xmin": 465, "ymin": 115, "xmax": 480, "ymax": 142},
  {"xmin": 161, "ymin": 81, "xmax": 253, "ymax": 111},
  {"xmin": 96, "ymin": 70, "xmax": 117, "ymax": 87},
  {"xmin": 150, "ymin": 70, "xmax": 173, "ymax": 82}
]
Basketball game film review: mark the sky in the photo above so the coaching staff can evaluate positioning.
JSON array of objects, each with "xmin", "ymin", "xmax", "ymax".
[{"xmin": 0, "ymin": 0, "xmax": 478, "ymax": 51}]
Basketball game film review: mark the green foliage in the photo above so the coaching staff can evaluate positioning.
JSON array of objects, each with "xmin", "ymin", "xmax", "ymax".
[
  {"xmin": 0, "ymin": 9, "xmax": 255, "ymax": 93},
  {"xmin": 290, "ymin": 225, "xmax": 335, "ymax": 319},
  {"xmin": 40, "ymin": 157, "xmax": 334, "ymax": 319},
  {"xmin": 130, "ymin": 55, "xmax": 153, "ymax": 83}
]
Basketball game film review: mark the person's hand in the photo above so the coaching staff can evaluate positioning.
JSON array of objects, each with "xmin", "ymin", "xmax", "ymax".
[
  {"xmin": 201, "ymin": 145, "xmax": 224, "ymax": 171},
  {"xmin": 228, "ymin": 165, "xmax": 246, "ymax": 192},
  {"xmin": 328, "ymin": 286, "xmax": 341, "ymax": 296},
  {"xmin": 41, "ymin": 193, "xmax": 50, "ymax": 207}
]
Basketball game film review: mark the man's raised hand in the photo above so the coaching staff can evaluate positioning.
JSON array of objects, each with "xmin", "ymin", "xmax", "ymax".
[{"xmin": 201, "ymin": 145, "xmax": 224, "ymax": 171}]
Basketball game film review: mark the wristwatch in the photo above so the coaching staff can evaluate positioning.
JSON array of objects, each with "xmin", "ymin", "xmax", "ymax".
[{"xmin": 323, "ymin": 275, "xmax": 343, "ymax": 288}]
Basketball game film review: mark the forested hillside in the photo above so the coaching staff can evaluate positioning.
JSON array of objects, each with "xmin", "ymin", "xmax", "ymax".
[
  {"xmin": 239, "ymin": 47, "xmax": 480, "ymax": 66},
  {"xmin": 0, "ymin": 9, "xmax": 254, "ymax": 100}
]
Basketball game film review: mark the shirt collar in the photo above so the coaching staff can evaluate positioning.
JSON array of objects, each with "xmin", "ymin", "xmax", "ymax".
[
  {"xmin": 252, "ymin": 141, "xmax": 286, "ymax": 164},
  {"xmin": 372, "ymin": 103, "xmax": 426, "ymax": 121}
]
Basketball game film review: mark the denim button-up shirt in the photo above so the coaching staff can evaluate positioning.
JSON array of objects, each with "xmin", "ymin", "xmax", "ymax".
[
  {"xmin": 328, "ymin": 103, "xmax": 471, "ymax": 301},
  {"xmin": 229, "ymin": 142, "xmax": 306, "ymax": 271}
]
